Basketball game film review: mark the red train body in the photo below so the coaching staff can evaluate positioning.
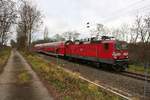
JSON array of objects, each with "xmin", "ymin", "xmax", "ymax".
[{"xmin": 34, "ymin": 37, "xmax": 128, "ymax": 71}]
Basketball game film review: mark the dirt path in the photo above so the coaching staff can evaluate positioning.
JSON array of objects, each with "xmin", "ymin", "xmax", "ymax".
[{"xmin": 0, "ymin": 50, "xmax": 53, "ymax": 100}]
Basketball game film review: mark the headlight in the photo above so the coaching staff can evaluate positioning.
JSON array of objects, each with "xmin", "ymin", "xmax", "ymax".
[
  {"xmin": 123, "ymin": 52, "xmax": 128, "ymax": 56},
  {"xmin": 112, "ymin": 52, "xmax": 121, "ymax": 56}
]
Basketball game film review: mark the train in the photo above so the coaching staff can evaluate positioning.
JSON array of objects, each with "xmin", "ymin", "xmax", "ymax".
[{"xmin": 33, "ymin": 36, "xmax": 129, "ymax": 71}]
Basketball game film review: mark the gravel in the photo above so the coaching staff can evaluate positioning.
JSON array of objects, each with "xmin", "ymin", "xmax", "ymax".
[{"xmin": 39, "ymin": 53, "xmax": 150, "ymax": 100}]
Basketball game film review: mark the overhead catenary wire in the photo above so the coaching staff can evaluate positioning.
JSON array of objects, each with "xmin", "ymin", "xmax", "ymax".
[
  {"xmin": 77, "ymin": 0, "xmax": 149, "ymax": 31},
  {"xmin": 102, "ymin": 0, "xmax": 150, "ymax": 23},
  {"xmin": 104, "ymin": 0, "xmax": 146, "ymax": 16},
  {"xmin": 103, "ymin": 5, "xmax": 150, "ymax": 23},
  {"xmin": 73, "ymin": 0, "xmax": 150, "ymax": 37}
]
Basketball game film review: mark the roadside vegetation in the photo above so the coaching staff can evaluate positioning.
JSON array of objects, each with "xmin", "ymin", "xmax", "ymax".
[
  {"xmin": 128, "ymin": 65, "xmax": 150, "ymax": 74},
  {"xmin": 128, "ymin": 43, "xmax": 150, "ymax": 74},
  {"xmin": 22, "ymin": 52, "xmax": 125, "ymax": 100},
  {"xmin": 0, "ymin": 47, "xmax": 11, "ymax": 73}
]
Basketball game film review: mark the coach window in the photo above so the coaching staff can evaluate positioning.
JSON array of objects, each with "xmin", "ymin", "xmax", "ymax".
[{"xmin": 104, "ymin": 43, "xmax": 109, "ymax": 50}]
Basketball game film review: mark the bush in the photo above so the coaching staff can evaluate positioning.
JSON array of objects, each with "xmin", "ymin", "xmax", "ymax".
[
  {"xmin": 128, "ymin": 43, "xmax": 150, "ymax": 74},
  {"xmin": 128, "ymin": 43, "xmax": 150, "ymax": 64}
]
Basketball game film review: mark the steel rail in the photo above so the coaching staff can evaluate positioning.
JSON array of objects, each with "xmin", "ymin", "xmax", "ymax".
[{"xmin": 121, "ymin": 71, "xmax": 150, "ymax": 82}]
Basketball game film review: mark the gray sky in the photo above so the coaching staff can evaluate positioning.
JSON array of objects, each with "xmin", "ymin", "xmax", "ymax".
[{"xmin": 34, "ymin": 0, "xmax": 150, "ymax": 38}]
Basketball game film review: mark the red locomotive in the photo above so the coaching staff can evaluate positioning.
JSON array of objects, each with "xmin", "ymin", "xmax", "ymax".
[{"xmin": 34, "ymin": 36, "xmax": 128, "ymax": 71}]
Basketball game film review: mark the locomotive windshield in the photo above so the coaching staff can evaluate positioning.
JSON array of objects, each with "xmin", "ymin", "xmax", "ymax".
[{"xmin": 116, "ymin": 41, "xmax": 128, "ymax": 50}]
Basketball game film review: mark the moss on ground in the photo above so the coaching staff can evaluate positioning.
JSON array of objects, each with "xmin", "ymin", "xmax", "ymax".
[
  {"xmin": 17, "ymin": 70, "xmax": 32, "ymax": 85},
  {"xmin": 23, "ymin": 52, "xmax": 125, "ymax": 100}
]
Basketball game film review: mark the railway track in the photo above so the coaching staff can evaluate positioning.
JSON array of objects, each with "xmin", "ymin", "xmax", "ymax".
[
  {"xmin": 39, "ymin": 52, "xmax": 150, "ymax": 82},
  {"xmin": 61, "ymin": 67, "xmax": 132, "ymax": 100},
  {"xmin": 121, "ymin": 71, "xmax": 150, "ymax": 82},
  {"xmin": 38, "ymin": 53, "xmax": 150, "ymax": 99}
]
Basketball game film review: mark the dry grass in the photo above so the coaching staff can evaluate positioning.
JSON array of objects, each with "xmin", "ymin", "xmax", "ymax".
[
  {"xmin": 128, "ymin": 65, "xmax": 150, "ymax": 74},
  {"xmin": 23, "ymin": 52, "xmax": 125, "ymax": 100}
]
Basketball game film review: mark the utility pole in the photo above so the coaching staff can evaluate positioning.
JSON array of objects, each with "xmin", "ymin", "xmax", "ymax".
[
  {"xmin": 144, "ymin": 62, "xmax": 150, "ymax": 98},
  {"xmin": 97, "ymin": 24, "xmax": 104, "ymax": 38},
  {"xmin": 86, "ymin": 22, "xmax": 92, "ymax": 38},
  {"xmin": 144, "ymin": 27, "xmax": 150, "ymax": 99}
]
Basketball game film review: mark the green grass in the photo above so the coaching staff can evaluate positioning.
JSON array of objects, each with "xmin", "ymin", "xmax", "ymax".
[
  {"xmin": 22, "ymin": 52, "xmax": 125, "ymax": 100},
  {"xmin": 128, "ymin": 65, "xmax": 150, "ymax": 74},
  {"xmin": 0, "ymin": 47, "xmax": 11, "ymax": 73}
]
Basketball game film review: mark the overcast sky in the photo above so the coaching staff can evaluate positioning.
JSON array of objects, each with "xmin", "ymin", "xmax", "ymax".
[{"xmin": 33, "ymin": 0, "xmax": 150, "ymax": 38}]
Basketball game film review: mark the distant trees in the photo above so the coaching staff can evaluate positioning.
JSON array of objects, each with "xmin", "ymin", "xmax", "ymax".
[
  {"xmin": 62, "ymin": 31, "xmax": 80, "ymax": 41},
  {"xmin": 131, "ymin": 14, "xmax": 150, "ymax": 43},
  {"xmin": 32, "ymin": 31, "xmax": 80, "ymax": 45},
  {"xmin": 0, "ymin": 0, "xmax": 17, "ymax": 47},
  {"xmin": 144, "ymin": 15, "xmax": 150, "ymax": 43},
  {"xmin": 10, "ymin": 39, "xmax": 16, "ymax": 48},
  {"xmin": 129, "ymin": 14, "xmax": 150, "ymax": 67},
  {"xmin": 17, "ymin": 0, "xmax": 42, "ymax": 50},
  {"xmin": 32, "ymin": 38, "xmax": 54, "ymax": 45},
  {"xmin": 53, "ymin": 34, "xmax": 65, "ymax": 41},
  {"xmin": 109, "ymin": 24, "xmax": 130, "ymax": 42}
]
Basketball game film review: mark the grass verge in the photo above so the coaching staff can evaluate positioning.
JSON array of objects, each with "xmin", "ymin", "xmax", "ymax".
[
  {"xmin": 0, "ymin": 47, "xmax": 11, "ymax": 73},
  {"xmin": 128, "ymin": 65, "xmax": 150, "ymax": 74},
  {"xmin": 22, "ymin": 52, "xmax": 125, "ymax": 100}
]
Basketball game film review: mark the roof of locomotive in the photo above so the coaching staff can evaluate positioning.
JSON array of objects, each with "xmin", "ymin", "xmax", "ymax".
[
  {"xmin": 34, "ymin": 41, "xmax": 65, "ymax": 47},
  {"xmin": 34, "ymin": 38, "xmax": 127, "ymax": 47},
  {"xmin": 102, "ymin": 39, "xmax": 127, "ymax": 44}
]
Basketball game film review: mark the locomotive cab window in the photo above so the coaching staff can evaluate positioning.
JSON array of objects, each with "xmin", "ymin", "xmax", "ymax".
[
  {"xmin": 116, "ymin": 41, "xmax": 128, "ymax": 50},
  {"xmin": 103, "ymin": 43, "xmax": 109, "ymax": 50}
]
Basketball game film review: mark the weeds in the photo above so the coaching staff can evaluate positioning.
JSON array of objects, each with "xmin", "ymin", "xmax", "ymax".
[
  {"xmin": 128, "ymin": 65, "xmax": 150, "ymax": 74},
  {"xmin": 23, "ymin": 52, "xmax": 125, "ymax": 100}
]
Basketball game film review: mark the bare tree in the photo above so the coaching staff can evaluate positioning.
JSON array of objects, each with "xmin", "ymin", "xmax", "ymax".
[
  {"xmin": 129, "ymin": 14, "xmax": 150, "ymax": 78},
  {"xmin": 17, "ymin": 0, "xmax": 42, "ymax": 49},
  {"xmin": 111, "ymin": 28, "xmax": 121, "ymax": 40},
  {"xmin": 130, "ymin": 14, "xmax": 150, "ymax": 43},
  {"xmin": 108, "ymin": 24, "xmax": 129, "ymax": 41},
  {"xmin": 43, "ymin": 27, "xmax": 49, "ymax": 40},
  {"xmin": 72, "ymin": 32, "xmax": 80, "ymax": 41},
  {"xmin": 144, "ymin": 14, "xmax": 150, "ymax": 43},
  {"xmin": 53, "ymin": 34, "xmax": 65, "ymax": 41},
  {"xmin": 62, "ymin": 32, "xmax": 72, "ymax": 40},
  {"xmin": 130, "ymin": 26, "xmax": 135, "ymax": 43},
  {"xmin": 62, "ymin": 31, "xmax": 80, "ymax": 41},
  {"xmin": 16, "ymin": 26, "xmax": 27, "ymax": 49},
  {"xmin": 0, "ymin": 0, "xmax": 17, "ymax": 46},
  {"xmin": 120, "ymin": 24, "xmax": 130, "ymax": 41},
  {"xmin": 131, "ymin": 15, "xmax": 146, "ymax": 43},
  {"xmin": 10, "ymin": 39, "xmax": 16, "ymax": 48}
]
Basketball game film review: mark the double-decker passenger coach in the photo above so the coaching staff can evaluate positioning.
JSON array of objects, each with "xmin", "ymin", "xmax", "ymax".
[{"xmin": 34, "ymin": 36, "xmax": 128, "ymax": 71}]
